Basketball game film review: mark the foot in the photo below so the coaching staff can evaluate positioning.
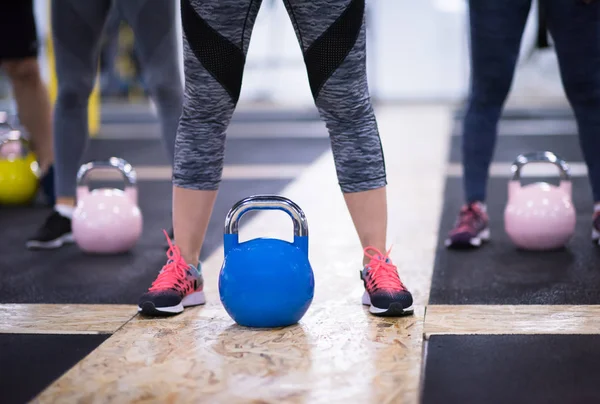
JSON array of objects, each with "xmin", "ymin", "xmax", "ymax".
[
  {"xmin": 26, "ymin": 210, "xmax": 73, "ymax": 249},
  {"xmin": 592, "ymin": 211, "xmax": 600, "ymax": 244},
  {"xmin": 138, "ymin": 231, "xmax": 205, "ymax": 316},
  {"xmin": 360, "ymin": 247, "xmax": 414, "ymax": 316},
  {"xmin": 445, "ymin": 202, "xmax": 490, "ymax": 249},
  {"xmin": 39, "ymin": 165, "xmax": 56, "ymax": 206}
]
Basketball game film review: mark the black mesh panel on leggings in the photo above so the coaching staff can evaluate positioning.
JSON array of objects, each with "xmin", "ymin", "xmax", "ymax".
[
  {"xmin": 181, "ymin": 0, "xmax": 246, "ymax": 104},
  {"xmin": 303, "ymin": 0, "xmax": 365, "ymax": 99}
]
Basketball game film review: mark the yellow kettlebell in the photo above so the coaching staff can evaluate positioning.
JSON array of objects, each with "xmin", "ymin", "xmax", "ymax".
[{"xmin": 0, "ymin": 130, "xmax": 39, "ymax": 205}]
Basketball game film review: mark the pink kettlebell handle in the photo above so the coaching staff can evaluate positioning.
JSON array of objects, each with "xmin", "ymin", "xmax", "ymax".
[
  {"xmin": 76, "ymin": 157, "xmax": 138, "ymax": 204},
  {"xmin": 508, "ymin": 151, "xmax": 571, "ymax": 198}
]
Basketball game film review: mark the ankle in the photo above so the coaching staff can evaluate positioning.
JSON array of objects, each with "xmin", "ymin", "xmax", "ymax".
[
  {"xmin": 179, "ymin": 250, "xmax": 200, "ymax": 267},
  {"xmin": 56, "ymin": 197, "xmax": 75, "ymax": 207},
  {"xmin": 55, "ymin": 204, "xmax": 74, "ymax": 219},
  {"xmin": 468, "ymin": 201, "xmax": 487, "ymax": 212},
  {"xmin": 363, "ymin": 245, "xmax": 387, "ymax": 266},
  {"xmin": 37, "ymin": 160, "xmax": 53, "ymax": 175}
]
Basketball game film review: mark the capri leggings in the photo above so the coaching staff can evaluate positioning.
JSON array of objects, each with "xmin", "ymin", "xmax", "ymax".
[
  {"xmin": 463, "ymin": 0, "xmax": 600, "ymax": 203},
  {"xmin": 174, "ymin": 0, "xmax": 386, "ymax": 193},
  {"xmin": 52, "ymin": 0, "xmax": 183, "ymax": 198}
]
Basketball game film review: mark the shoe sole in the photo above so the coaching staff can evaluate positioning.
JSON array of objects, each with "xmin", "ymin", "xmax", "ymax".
[
  {"xmin": 445, "ymin": 228, "xmax": 490, "ymax": 249},
  {"xmin": 592, "ymin": 228, "xmax": 600, "ymax": 245},
  {"xmin": 361, "ymin": 291, "xmax": 414, "ymax": 317},
  {"xmin": 26, "ymin": 233, "xmax": 74, "ymax": 250},
  {"xmin": 138, "ymin": 290, "xmax": 206, "ymax": 316}
]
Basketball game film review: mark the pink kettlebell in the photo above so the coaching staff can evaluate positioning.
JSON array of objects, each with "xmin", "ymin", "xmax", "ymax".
[
  {"xmin": 0, "ymin": 111, "xmax": 10, "ymax": 133},
  {"xmin": 504, "ymin": 151, "xmax": 576, "ymax": 251},
  {"xmin": 0, "ymin": 139, "xmax": 22, "ymax": 157},
  {"xmin": 72, "ymin": 157, "xmax": 143, "ymax": 254}
]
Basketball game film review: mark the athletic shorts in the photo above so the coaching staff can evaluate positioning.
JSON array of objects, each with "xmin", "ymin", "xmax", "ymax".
[{"xmin": 0, "ymin": 0, "xmax": 39, "ymax": 61}]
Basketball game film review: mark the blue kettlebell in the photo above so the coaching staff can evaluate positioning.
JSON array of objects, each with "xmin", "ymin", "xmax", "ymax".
[{"xmin": 219, "ymin": 195, "xmax": 315, "ymax": 328}]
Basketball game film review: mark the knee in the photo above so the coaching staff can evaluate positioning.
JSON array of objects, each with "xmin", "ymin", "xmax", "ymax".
[
  {"xmin": 2, "ymin": 58, "xmax": 42, "ymax": 85},
  {"xmin": 150, "ymin": 82, "xmax": 183, "ymax": 106},
  {"xmin": 467, "ymin": 65, "xmax": 519, "ymax": 110},
  {"xmin": 145, "ymin": 70, "xmax": 183, "ymax": 103},
  {"xmin": 468, "ymin": 80, "xmax": 511, "ymax": 110},
  {"xmin": 316, "ymin": 89, "xmax": 374, "ymax": 128},
  {"xmin": 56, "ymin": 79, "xmax": 94, "ymax": 110},
  {"xmin": 563, "ymin": 76, "xmax": 600, "ymax": 107}
]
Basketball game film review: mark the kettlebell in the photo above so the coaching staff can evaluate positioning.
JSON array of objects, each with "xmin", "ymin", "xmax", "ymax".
[
  {"xmin": 504, "ymin": 151, "xmax": 576, "ymax": 251},
  {"xmin": 0, "ymin": 130, "xmax": 39, "ymax": 206},
  {"xmin": 0, "ymin": 111, "xmax": 11, "ymax": 135},
  {"xmin": 72, "ymin": 157, "xmax": 143, "ymax": 254},
  {"xmin": 219, "ymin": 195, "xmax": 315, "ymax": 328}
]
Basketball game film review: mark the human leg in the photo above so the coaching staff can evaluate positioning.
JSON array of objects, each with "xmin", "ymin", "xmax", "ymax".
[
  {"xmin": 138, "ymin": 0, "xmax": 262, "ymax": 315},
  {"xmin": 118, "ymin": 0, "xmax": 185, "ymax": 244},
  {"xmin": 281, "ymin": 0, "xmax": 411, "ymax": 315},
  {"xmin": 26, "ymin": 0, "xmax": 111, "ymax": 249},
  {"xmin": 117, "ymin": 0, "xmax": 183, "ymax": 164},
  {"xmin": 545, "ymin": 0, "xmax": 600, "ymax": 242},
  {"xmin": 3, "ymin": 60, "xmax": 53, "ymax": 174},
  {"xmin": 446, "ymin": 0, "xmax": 532, "ymax": 249},
  {"xmin": 99, "ymin": 5, "xmax": 123, "ymax": 96}
]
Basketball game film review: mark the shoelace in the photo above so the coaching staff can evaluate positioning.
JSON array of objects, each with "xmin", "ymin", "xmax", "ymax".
[
  {"xmin": 363, "ymin": 246, "xmax": 406, "ymax": 291},
  {"xmin": 148, "ymin": 230, "xmax": 189, "ymax": 292},
  {"xmin": 455, "ymin": 204, "xmax": 481, "ymax": 231}
]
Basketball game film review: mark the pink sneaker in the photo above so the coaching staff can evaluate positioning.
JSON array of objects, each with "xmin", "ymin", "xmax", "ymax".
[
  {"xmin": 138, "ymin": 231, "xmax": 205, "ymax": 315},
  {"xmin": 445, "ymin": 202, "xmax": 490, "ymax": 248},
  {"xmin": 592, "ymin": 211, "xmax": 600, "ymax": 244},
  {"xmin": 360, "ymin": 247, "xmax": 413, "ymax": 316}
]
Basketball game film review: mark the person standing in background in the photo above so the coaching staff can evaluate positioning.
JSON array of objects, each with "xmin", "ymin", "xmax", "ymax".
[
  {"xmin": 446, "ymin": 0, "xmax": 600, "ymax": 249},
  {"xmin": 0, "ymin": 0, "xmax": 55, "ymax": 205},
  {"xmin": 26, "ymin": 0, "xmax": 183, "ymax": 250}
]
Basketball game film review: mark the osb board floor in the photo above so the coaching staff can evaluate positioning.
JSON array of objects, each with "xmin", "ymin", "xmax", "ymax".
[
  {"xmin": 424, "ymin": 305, "xmax": 600, "ymax": 337},
  {"xmin": 35, "ymin": 304, "xmax": 424, "ymax": 404},
  {"xmin": 30, "ymin": 106, "xmax": 451, "ymax": 404},
  {"xmin": 0, "ymin": 304, "xmax": 137, "ymax": 334}
]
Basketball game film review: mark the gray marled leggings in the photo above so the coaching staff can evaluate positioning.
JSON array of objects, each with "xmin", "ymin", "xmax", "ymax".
[{"xmin": 175, "ymin": 0, "xmax": 386, "ymax": 193}]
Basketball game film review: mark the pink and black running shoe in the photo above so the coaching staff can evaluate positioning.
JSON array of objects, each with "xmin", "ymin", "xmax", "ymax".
[
  {"xmin": 360, "ymin": 247, "xmax": 413, "ymax": 316},
  {"xmin": 445, "ymin": 202, "xmax": 490, "ymax": 248}
]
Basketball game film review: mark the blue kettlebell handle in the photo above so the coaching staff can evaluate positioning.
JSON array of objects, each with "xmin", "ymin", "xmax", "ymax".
[{"xmin": 223, "ymin": 195, "xmax": 309, "ymax": 255}]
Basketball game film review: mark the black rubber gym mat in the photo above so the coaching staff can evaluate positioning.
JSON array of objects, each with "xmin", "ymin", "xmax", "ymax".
[
  {"xmin": 0, "ymin": 333, "xmax": 108, "ymax": 404},
  {"xmin": 449, "ymin": 134, "xmax": 583, "ymax": 163},
  {"xmin": 0, "ymin": 179, "xmax": 290, "ymax": 304},
  {"xmin": 429, "ymin": 177, "xmax": 600, "ymax": 305},
  {"xmin": 422, "ymin": 334, "xmax": 600, "ymax": 404},
  {"xmin": 454, "ymin": 106, "xmax": 575, "ymax": 120},
  {"xmin": 84, "ymin": 137, "xmax": 329, "ymax": 166}
]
